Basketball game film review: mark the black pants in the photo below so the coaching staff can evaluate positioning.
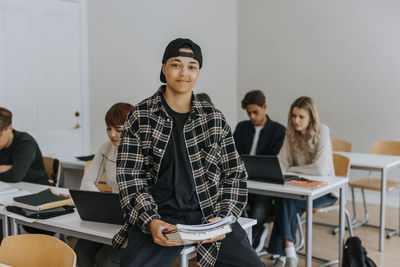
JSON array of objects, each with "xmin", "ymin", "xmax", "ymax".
[
  {"xmin": 120, "ymin": 221, "xmax": 265, "ymax": 267},
  {"xmin": 247, "ymin": 194, "xmax": 273, "ymax": 247},
  {"xmin": 74, "ymin": 238, "xmax": 122, "ymax": 267}
]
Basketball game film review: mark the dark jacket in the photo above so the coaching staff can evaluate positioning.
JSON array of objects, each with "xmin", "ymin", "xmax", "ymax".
[{"xmin": 233, "ymin": 115, "xmax": 286, "ymax": 156}]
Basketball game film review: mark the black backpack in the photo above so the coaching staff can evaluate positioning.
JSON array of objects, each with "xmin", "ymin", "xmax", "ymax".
[{"xmin": 342, "ymin": 236, "xmax": 377, "ymax": 267}]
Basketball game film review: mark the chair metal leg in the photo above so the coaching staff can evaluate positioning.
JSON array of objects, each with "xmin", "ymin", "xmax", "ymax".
[
  {"xmin": 351, "ymin": 188, "xmax": 369, "ymax": 228},
  {"xmin": 319, "ymin": 259, "xmax": 339, "ymax": 267},
  {"xmin": 345, "ymin": 209, "xmax": 354, "ymax": 237},
  {"xmin": 334, "ymin": 187, "xmax": 369, "ymax": 234},
  {"xmin": 296, "ymin": 207, "xmax": 352, "ymax": 266},
  {"xmin": 255, "ymin": 226, "xmax": 269, "ymax": 255},
  {"xmin": 295, "ymin": 213, "xmax": 304, "ymax": 251},
  {"xmin": 333, "ymin": 187, "xmax": 357, "ymax": 234},
  {"xmin": 387, "ymin": 188, "xmax": 400, "ymax": 239},
  {"xmin": 351, "ymin": 187, "xmax": 357, "ymax": 224}
]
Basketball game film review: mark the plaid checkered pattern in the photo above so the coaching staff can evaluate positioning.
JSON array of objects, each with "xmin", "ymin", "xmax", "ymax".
[{"xmin": 112, "ymin": 86, "xmax": 248, "ymax": 267}]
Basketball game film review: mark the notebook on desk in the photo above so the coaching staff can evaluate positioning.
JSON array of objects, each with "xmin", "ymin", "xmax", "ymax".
[
  {"xmin": 241, "ymin": 155, "xmax": 298, "ymax": 184},
  {"xmin": 69, "ymin": 189, "xmax": 124, "ymax": 225}
]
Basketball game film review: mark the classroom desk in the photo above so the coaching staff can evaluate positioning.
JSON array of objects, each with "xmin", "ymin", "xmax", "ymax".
[
  {"xmin": 0, "ymin": 182, "xmax": 120, "ymax": 244},
  {"xmin": 1, "ymin": 182, "xmax": 256, "ymax": 267},
  {"xmin": 247, "ymin": 175, "xmax": 348, "ymax": 267},
  {"xmin": 0, "ymin": 182, "xmax": 119, "ymax": 243},
  {"xmin": 337, "ymin": 151, "xmax": 400, "ymax": 252}
]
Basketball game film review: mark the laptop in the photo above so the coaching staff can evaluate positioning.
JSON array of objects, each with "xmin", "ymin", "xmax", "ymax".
[
  {"xmin": 241, "ymin": 155, "xmax": 298, "ymax": 184},
  {"xmin": 69, "ymin": 189, "xmax": 125, "ymax": 225}
]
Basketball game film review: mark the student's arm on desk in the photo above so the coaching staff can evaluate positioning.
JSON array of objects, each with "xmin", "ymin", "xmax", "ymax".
[{"xmin": 0, "ymin": 140, "xmax": 36, "ymax": 182}]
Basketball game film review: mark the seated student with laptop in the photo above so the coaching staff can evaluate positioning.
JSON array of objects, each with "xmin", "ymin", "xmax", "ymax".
[
  {"xmin": 267, "ymin": 96, "xmax": 336, "ymax": 267},
  {"xmin": 74, "ymin": 102, "xmax": 132, "ymax": 267},
  {"xmin": 234, "ymin": 90, "xmax": 285, "ymax": 251}
]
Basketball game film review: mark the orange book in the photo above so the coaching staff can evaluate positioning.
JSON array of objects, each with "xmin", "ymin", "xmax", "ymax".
[{"xmin": 286, "ymin": 177, "xmax": 326, "ymax": 189}]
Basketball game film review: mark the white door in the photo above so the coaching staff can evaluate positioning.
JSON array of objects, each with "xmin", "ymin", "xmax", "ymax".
[{"xmin": 0, "ymin": 0, "xmax": 89, "ymax": 157}]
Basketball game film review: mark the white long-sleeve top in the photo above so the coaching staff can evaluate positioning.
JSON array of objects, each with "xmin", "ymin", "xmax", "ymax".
[
  {"xmin": 80, "ymin": 141, "xmax": 118, "ymax": 193},
  {"xmin": 278, "ymin": 124, "xmax": 335, "ymax": 177}
]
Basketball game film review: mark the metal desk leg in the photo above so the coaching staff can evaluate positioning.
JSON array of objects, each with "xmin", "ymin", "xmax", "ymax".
[
  {"xmin": 339, "ymin": 185, "xmax": 345, "ymax": 266},
  {"xmin": 179, "ymin": 253, "xmax": 189, "ymax": 267},
  {"xmin": 306, "ymin": 197, "xmax": 313, "ymax": 267},
  {"xmin": 9, "ymin": 217, "xmax": 18, "ymax": 235},
  {"xmin": 1, "ymin": 214, "xmax": 8, "ymax": 238},
  {"xmin": 379, "ymin": 168, "xmax": 387, "ymax": 252}
]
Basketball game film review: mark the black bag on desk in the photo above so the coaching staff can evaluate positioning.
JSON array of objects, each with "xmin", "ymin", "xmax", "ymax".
[
  {"xmin": 342, "ymin": 236, "xmax": 377, "ymax": 267},
  {"xmin": 6, "ymin": 205, "xmax": 74, "ymax": 219}
]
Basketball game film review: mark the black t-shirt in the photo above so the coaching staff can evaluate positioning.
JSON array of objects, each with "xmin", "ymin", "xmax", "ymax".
[{"xmin": 149, "ymin": 95, "xmax": 201, "ymax": 225}]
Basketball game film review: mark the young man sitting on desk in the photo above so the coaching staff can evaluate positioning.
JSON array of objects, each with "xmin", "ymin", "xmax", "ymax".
[
  {"xmin": 267, "ymin": 96, "xmax": 336, "ymax": 267},
  {"xmin": 113, "ymin": 38, "xmax": 265, "ymax": 267},
  {"xmin": 233, "ymin": 90, "xmax": 286, "ymax": 251}
]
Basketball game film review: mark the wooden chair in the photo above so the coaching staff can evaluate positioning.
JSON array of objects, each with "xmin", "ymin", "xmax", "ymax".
[
  {"xmin": 0, "ymin": 234, "xmax": 76, "ymax": 267},
  {"xmin": 349, "ymin": 141, "xmax": 400, "ymax": 234},
  {"xmin": 331, "ymin": 139, "xmax": 352, "ymax": 152},
  {"xmin": 43, "ymin": 157, "xmax": 62, "ymax": 187},
  {"xmin": 84, "ymin": 160, "xmax": 112, "ymax": 192},
  {"xmin": 295, "ymin": 154, "xmax": 353, "ymax": 266}
]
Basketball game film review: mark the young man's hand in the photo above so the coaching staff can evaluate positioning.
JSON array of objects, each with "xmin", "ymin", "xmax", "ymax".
[
  {"xmin": 201, "ymin": 216, "xmax": 227, "ymax": 244},
  {"xmin": 0, "ymin": 165, "xmax": 12, "ymax": 173},
  {"xmin": 148, "ymin": 219, "xmax": 182, "ymax": 247}
]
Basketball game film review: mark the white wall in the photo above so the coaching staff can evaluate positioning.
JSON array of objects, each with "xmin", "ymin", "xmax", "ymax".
[
  {"xmin": 87, "ymin": 0, "xmax": 237, "ymax": 151},
  {"xmin": 238, "ymin": 0, "xmax": 400, "ymax": 153},
  {"xmin": 238, "ymin": 0, "xmax": 400, "ymax": 206}
]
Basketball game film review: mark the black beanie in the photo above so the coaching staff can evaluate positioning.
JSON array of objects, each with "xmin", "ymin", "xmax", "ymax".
[{"xmin": 160, "ymin": 38, "xmax": 202, "ymax": 83}]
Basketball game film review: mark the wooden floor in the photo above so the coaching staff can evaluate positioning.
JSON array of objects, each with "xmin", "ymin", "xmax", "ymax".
[
  {"xmin": 259, "ymin": 202, "xmax": 400, "ymax": 267},
  {"xmin": 172, "ymin": 202, "xmax": 400, "ymax": 267}
]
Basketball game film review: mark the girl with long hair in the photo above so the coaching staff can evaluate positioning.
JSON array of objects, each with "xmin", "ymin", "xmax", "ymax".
[{"xmin": 268, "ymin": 96, "xmax": 336, "ymax": 267}]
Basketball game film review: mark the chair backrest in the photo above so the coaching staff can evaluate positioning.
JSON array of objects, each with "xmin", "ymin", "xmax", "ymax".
[
  {"xmin": 43, "ymin": 157, "xmax": 61, "ymax": 186},
  {"xmin": 333, "ymin": 153, "xmax": 350, "ymax": 177},
  {"xmin": 331, "ymin": 139, "xmax": 352, "ymax": 152},
  {"xmin": 0, "ymin": 234, "xmax": 76, "ymax": 267},
  {"xmin": 371, "ymin": 141, "xmax": 400, "ymax": 156},
  {"xmin": 83, "ymin": 160, "xmax": 112, "ymax": 192}
]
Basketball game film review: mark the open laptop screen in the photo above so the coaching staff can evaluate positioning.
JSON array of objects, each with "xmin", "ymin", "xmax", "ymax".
[
  {"xmin": 241, "ymin": 155, "xmax": 297, "ymax": 184},
  {"xmin": 69, "ymin": 189, "xmax": 125, "ymax": 225}
]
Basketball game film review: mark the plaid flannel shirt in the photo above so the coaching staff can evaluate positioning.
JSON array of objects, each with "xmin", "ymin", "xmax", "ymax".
[{"xmin": 112, "ymin": 87, "xmax": 248, "ymax": 267}]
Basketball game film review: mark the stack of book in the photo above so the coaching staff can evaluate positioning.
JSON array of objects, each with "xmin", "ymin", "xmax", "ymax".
[
  {"xmin": 6, "ymin": 188, "xmax": 74, "ymax": 219},
  {"xmin": 163, "ymin": 216, "xmax": 236, "ymax": 244},
  {"xmin": 13, "ymin": 188, "xmax": 72, "ymax": 211}
]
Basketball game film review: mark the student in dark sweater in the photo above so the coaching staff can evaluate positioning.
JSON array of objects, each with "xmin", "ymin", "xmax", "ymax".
[
  {"xmin": 234, "ymin": 90, "xmax": 286, "ymax": 251},
  {"xmin": 0, "ymin": 107, "xmax": 50, "ymax": 239},
  {"xmin": 0, "ymin": 107, "xmax": 48, "ymax": 184}
]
